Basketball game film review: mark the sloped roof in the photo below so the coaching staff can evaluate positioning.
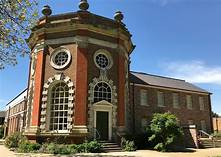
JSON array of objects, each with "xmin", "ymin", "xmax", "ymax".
[
  {"xmin": 130, "ymin": 71, "xmax": 209, "ymax": 93},
  {"xmin": 6, "ymin": 89, "xmax": 27, "ymax": 109}
]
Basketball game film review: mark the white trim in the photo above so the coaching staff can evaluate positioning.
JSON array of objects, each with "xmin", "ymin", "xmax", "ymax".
[
  {"xmin": 93, "ymin": 49, "xmax": 113, "ymax": 70},
  {"xmin": 45, "ymin": 36, "xmax": 129, "ymax": 60},
  {"xmin": 130, "ymin": 83, "xmax": 210, "ymax": 95},
  {"xmin": 6, "ymin": 90, "xmax": 27, "ymax": 109},
  {"xmin": 88, "ymin": 77, "xmax": 117, "ymax": 140},
  {"xmin": 93, "ymin": 101, "xmax": 113, "ymax": 141},
  {"xmin": 50, "ymin": 47, "xmax": 72, "ymax": 70},
  {"xmin": 40, "ymin": 74, "xmax": 75, "ymax": 133}
]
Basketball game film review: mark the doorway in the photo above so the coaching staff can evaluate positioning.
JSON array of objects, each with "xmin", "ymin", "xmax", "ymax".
[{"xmin": 96, "ymin": 111, "xmax": 109, "ymax": 140}]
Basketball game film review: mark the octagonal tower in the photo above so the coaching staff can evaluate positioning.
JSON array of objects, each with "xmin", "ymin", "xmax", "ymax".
[{"xmin": 25, "ymin": 1, "xmax": 134, "ymax": 143}]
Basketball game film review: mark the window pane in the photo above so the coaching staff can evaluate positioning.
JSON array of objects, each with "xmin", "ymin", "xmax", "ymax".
[
  {"xmin": 50, "ymin": 82, "xmax": 69, "ymax": 131},
  {"xmin": 140, "ymin": 90, "xmax": 148, "ymax": 106},
  {"xmin": 157, "ymin": 92, "xmax": 164, "ymax": 107},
  {"xmin": 94, "ymin": 82, "xmax": 112, "ymax": 103}
]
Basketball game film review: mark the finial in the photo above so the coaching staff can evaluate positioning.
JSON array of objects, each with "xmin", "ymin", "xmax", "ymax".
[
  {"xmin": 42, "ymin": 5, "xmax": 52, "ymax": 16},
  {"xmin": 79, "ymin": 0, "xmax": 89, "ymax": 11},
  {"xmin": 114, "ymin": 11, "xmax": 124, "ymax": 22}
]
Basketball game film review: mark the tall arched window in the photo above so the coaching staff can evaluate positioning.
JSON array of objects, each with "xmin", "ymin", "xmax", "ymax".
[
  {"xmin": 50, "ymin": 82, "xmax": 69, "ymax": 131},
  {"xmin": 94, "ymin": 82, "xmax": 111, "ymax": 103}
]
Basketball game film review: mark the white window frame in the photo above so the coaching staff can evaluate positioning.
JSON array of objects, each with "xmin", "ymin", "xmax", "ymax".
[
  {"xmin": 140, "ymin": 89, "xmax": 148, "ymax": 106},
  {"xmin": 173, "ymin": 93, "xmax": 179, "ymax": 108},
  {"xmin": 50, "ymin": 48, "xmax": 71, "ymax": 70},
  {"xmin": 157, "ymin": 91, "xmax": 165, "ymax": 107},
  {"xmin": 93, "ymin": 49, "xmax": 113, "ymax": 70},
  {"xmin": 186, "ymin": 95, "xmax": 193, "ymax": 110},
  {"xmin": 49, "ymin": 82, "xmax": 69, "ymax": 132},
  {"xmin": 93, "ymin": 81, "xmax": 112, "ymax": 103},
  {"xmin": 199, "ymin": 96, "xmax": 205, "ymax": 111}
]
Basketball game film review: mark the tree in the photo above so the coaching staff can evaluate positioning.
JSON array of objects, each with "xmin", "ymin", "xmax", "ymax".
[
  {"xmin": 0, "ymin": 0, "xmax": 38, "ymax": 69},
  {"xmin": 212, "ymin": 111, "xmax": 220, "ymax": 117},
  {"xmin": 148, "ymin": 112, "xmax": 183, "ymax": 152}
]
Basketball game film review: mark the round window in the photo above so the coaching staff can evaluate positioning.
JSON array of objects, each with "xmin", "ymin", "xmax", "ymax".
[
  {"xmin": 50, "ymin": 48, "xmax": 71, "ymax": 69},
  {"xmin": 96, "ymin": 54, "xmax": 109, "ymax": 69},
  {"xmin": 94, "ymin": 50, "xmax": 112, "ymax": 69}
]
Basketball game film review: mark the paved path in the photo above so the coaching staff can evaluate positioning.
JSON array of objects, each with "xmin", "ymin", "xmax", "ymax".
[
  {"xmin": 0, "ymin": 145, "xmax": 15, "ymax": 157},
  {"xmin": 1, "ymin": 145, "xmax": 221, "ymax": 157}
]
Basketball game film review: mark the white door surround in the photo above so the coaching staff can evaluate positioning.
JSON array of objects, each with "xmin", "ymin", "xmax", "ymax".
[{"xmin": 93, "ymin": 100, "xmax": 113, "ymax": 141}]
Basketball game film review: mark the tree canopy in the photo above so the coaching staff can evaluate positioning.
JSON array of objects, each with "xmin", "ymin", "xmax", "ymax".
[
  {"xmin": 148, "ymin": 112, "xmax": 184, "ymax": 152},
  {"xmin": 0, "ymin": 0, "xmax": 38, "ymax": 69}
]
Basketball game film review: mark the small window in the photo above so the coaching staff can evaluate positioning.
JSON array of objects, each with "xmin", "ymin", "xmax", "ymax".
[
  {"xmin": 94, "ymin": 82, "xmax": 112, "ymax": 103},
  {"xmin": 186, "ymin": 95, "xmax": 193, "ymax": 110},
  {"xmin": 200, "ymin": 120, "xmax": 207, "ymax": 131},
  {"xmin": 157, "ymin": 91, "xmax": 165, "ymax": 107},
  {"xmin": 95, "ymin": 54, "xmax": 109, "ymax": 69},
  {"xmin": 50, "ymin": 48, "xmax": 71, "ymax": 69},
  {"xmin": 199, "ymin": 97, "xmax": 205, "ymax": 111},
  {"xmin": 140, "ymin": 89, "xmax": 148, "ymax": 106},
  {"xmin": 94, "ymin": 50, "xmax": 112, "ymax": 70},
  {"xmin": 141, "ymin": 118, "xmax": 148, "ymax": 132},
  {"xmin": 173, "ymin": 93, "xmax": 179, "ymax": 108}
]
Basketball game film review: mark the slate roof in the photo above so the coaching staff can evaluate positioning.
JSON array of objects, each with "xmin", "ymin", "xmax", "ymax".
[{"xmin": 130, "ymin": 71, "xmax": 209, "ymax": 93}]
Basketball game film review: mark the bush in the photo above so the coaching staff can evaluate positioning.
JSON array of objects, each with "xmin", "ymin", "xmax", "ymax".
[
  {"xmin": 4, "ymin": 132, "xmax": 27, "ymax": 148},
  {"xmin": 121, "ymin": 137, "xmax": 136, "ymax": 152},
  {"xmin": 148, "ymin": 112, "xmax": 183, "ymax": 152},
  {"xmin": 212, "ymin": 132, "xmax": 221, "ymax": 138},
  {"xmin": 18, "ymin": 141, "xmax": 41, "ymax": 153},
  {"xmin": 76, "ymin": 140, "xmax": 102, "ymax": 153},
  {"xmin": 41, "ymin": 140, "xmax": 102, "ymax": 154}
]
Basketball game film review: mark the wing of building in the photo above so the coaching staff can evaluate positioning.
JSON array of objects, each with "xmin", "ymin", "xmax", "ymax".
[{"xmin": 4, "ymin": 0, "xmax": 213, "ymax": 149}]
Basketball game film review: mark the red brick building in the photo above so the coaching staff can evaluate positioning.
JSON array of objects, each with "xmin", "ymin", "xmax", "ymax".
[
  {"xmin": 5, "ymin": 89, "xmax": 27, "ymax": 136},
  {"xmin": 5, "ymin": 1, "xmax": 213, "ymax": 146}
]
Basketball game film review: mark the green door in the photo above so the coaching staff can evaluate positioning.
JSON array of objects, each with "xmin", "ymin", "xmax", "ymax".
[{"xmin": 96, "ymin": 111, "xmax": 109, "ymax": 140}]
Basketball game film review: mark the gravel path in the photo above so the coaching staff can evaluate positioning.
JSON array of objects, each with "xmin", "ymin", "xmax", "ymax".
[{"xmin": 1, "ymin": 145, "xmax": 221, "ymax": 157}]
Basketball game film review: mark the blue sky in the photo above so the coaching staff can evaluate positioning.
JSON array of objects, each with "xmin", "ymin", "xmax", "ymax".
[{"xmin": 0, "ymin": 0, "xmax": 221, "ymax": 115}]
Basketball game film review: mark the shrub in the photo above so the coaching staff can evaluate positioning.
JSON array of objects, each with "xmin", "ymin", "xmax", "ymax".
[
  {"xmin": 4, "ymin": 132, "xmax": 27, "ymax": 148},
  {"xmin": 85, "ymin": 140, "xmax": 103, "ymax": 153},
  {"xmin": 41, "ymin": 140, "xmax": 102, "ymax": 154},
  {"xmin": 121, "ymin": 137, "xmax": 136, "ymax": 152},
  {"xmin": 76, "ymin": 141, "xmax": 102, "ymax": 153},
  {"xmin": 18, "ymin": 141, "xmax": 41, "ymax": 153},
  {"xmin": 212, "ymin": 132, "xmax": 221, "ymax": 138},
  {"xmin": 148, "ymin": 112, "xmax": 183, "ymax": 152}
]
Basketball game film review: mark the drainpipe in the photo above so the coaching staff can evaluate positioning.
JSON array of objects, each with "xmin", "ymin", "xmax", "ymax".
[
  {"xmin": 132, "ymin": 82, "xmax": 135, "ymax": 134},
  {"xmin": 208, "ymin": 94, "xmax": 214, "ymax": 133}
]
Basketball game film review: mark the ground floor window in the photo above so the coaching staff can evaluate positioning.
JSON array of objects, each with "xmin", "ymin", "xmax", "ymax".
[{"xmin": 49, "ymin": 82, "xmax": 69, "ymax": 131}]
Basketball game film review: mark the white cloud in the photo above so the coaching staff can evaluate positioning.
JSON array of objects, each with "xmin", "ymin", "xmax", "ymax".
[{"xmin": 162, "ymin": 60, "xmax": 221, "ymax": 85}]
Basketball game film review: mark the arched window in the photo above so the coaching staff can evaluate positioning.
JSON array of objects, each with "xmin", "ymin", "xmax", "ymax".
[
  {"xmin": 94, "ymin": 82, "xmax": 111, "ymax": 103},
  {"xmin": 50, "ymin": 82, "xmax": 69, "ymax": 131}
]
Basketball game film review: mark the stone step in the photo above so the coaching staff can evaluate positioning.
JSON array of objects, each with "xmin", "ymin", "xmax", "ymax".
[
  {"xmin": 100, "ymin": 141, "xmax": 122, "ymax": 152},
  {"xmin": 200, "ymin": 138, "xmax": 221, "ymax": 148}
]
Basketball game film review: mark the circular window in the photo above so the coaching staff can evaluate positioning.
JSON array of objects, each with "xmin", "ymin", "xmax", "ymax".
[
  {"xmin": 50, "ymin": 48, "xmax": 71, "ymax": 69},
  {"xmin": 94, "ymin": 50, "xmax": 112, "ymax": 69}
]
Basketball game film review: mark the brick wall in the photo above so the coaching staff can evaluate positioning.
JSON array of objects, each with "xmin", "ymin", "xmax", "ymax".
[
  {"xmin": 213, "ymin": 117, "xmax": 221, "ymax": 132},
  {"xmin": 129, "ymin": 84, "xmax": 212, "ymax": 134}
]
